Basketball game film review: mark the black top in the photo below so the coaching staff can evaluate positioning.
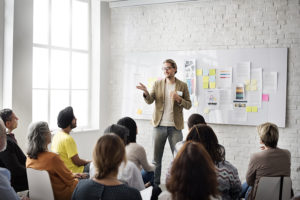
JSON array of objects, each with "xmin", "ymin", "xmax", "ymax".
[
  {"xmin": 72, "ymin": 179, "xmax": 142, "ymax": 200},
  {"xmin": 0, "ymin": 134, "xmax": 28, "ymax": 192}
]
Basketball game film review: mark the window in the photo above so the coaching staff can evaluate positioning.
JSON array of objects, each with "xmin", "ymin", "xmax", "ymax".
[{"xmin": 32, "ymin": 0, "xmax": 94, "ymax": 129}]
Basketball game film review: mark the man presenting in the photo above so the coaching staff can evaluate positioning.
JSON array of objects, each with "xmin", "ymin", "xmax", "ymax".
[{"xmin": 136, "ymin": 59, "xmax": 191, "ymax": 185}]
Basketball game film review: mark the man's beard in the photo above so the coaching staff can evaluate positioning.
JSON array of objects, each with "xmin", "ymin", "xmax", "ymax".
[{"xmin": 71, "ymin": 123, "xmax": 77, "ymax": 129}]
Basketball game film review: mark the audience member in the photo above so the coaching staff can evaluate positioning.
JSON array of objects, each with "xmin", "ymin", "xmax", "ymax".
[
  {"xmin": 240, "ymin": 122, "xmax": 291, "ymax": 200},
  {"xmin": 72, "ymin": 134, "xmax": 142, "ymax": 200},
  {"xmin": 167, "ymin": 124, "xmax": 241, "ymax": 200},
  {"xmin": 26, "ymin": 121, "xmax": 79, "ymax": 200},
  {"xmin": 158, "ymin": 141, "xmax": 220, "ymax": 200},
  {"xmin": 89, "ymin": 124, "xmax": 145, "ymax": 191},
  {"xmin": 174, "ymin": 113, "xmax": 206, "ymax": 155},
  {"xmin": 0, "ymin": 109, "xmax": 28, "ymax": 192},
  {"xmin": 51, "ymin": 106, "xmax": 90, "ymax": 173},
  {"xmin": 117, "ymin": 117, "xmax": 155, "ymax": 186},
  {"xmin": 0, "ymin": 119, "xmax": 29, "ymax": 200}
]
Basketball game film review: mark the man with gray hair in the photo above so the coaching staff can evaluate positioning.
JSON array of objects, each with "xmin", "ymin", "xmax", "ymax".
[{"xmin": 0, "ymin": 119, "xmax": 28, "ymax": 199}]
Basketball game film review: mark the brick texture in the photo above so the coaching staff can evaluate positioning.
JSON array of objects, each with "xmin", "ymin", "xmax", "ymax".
[{"xmin": 108, "ymin": 0, "xmax": 300, "ymax": 192}]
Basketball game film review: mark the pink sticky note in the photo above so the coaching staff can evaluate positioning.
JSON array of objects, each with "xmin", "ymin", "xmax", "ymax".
[{"xmin": 262, "ymin": 94, "xmax": 269, "ymax": 101}]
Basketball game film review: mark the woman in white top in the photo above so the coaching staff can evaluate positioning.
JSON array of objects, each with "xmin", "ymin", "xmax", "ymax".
[
  {"xmin": 117, "ymin": 117, "xmax": 155, "ymax": 186},
  {"xmin": 89, "ymin": 124, "xmax": 145, "ymax": 191}
]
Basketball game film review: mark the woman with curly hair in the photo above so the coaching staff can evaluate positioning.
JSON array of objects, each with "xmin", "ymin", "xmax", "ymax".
[{"xmin": 159, "ymin": 141, "xmax": 219, "ymax": 200}]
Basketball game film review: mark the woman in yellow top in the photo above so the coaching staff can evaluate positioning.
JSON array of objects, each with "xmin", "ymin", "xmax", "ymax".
[{"xmin": 26, "ymin": 121, "xmax": 79, "ymax": 200}]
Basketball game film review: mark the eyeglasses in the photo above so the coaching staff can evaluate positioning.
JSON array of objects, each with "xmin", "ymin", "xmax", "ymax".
[{"xmin": 161, "ymin": 66, "xmax": 174, "ymax": 71}]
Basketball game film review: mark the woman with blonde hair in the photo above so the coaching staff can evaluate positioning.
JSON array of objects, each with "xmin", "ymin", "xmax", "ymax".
[
  {"xmin": 241, "ymin": 122, "xmax": 291, "ymax": 200},
  {"xmin": 72, "ymin": 134, "xmax": 142, "ymax": 200}
]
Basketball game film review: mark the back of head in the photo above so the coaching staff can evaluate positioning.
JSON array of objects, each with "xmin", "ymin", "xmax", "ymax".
[
  {"xmin": 257, "ymin": 122, "xmax": 279, "ymax": 148},
  {"xmin": 0, "ymin": 108, "xmax": 13, "ymax": 125},
  {"xmin": 93, "ymin": 134, "xmax": 125, "ymax": 179},
  {"xmin": 117, "ymin": 117, "xmax": 137, "ymax": 143},
  {"xmin": 186, "ymin": 124, "xmax": 223, "ymax": 163},
  {"xmin": 27, "ymin": 121, "xmax": 50, "ymax": 159},
  {"xmin": 57, "ymin": 106, "xmax": 75, "ymax": 129},
  {"xmin": 187, "ymin": 113, "xmax": 206, "ymax": 129},
  {"xmin": 0, "ymin": 119, "xmax": 7, "ymax": 152},
  {"xmin": 167, "ymin": 141, "xmax": 218, "ymax": 200},
  {"xmin": 104, "ymin": 124, "xmax": 129, "ymax": 145}
]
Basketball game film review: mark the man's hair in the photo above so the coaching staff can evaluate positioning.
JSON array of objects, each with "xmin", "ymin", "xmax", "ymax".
[
  {"xmin": 117, "ymin": 117, "xmax": 137, "ymax": 143},
  {"xmin": 93, "ymin": 134, "xmax": 125, "ymax": 179},
  {"xmin": 167, "ymin": 141, "xmax": 219, "ymax": 200},
  {"xmin": 187, "ymin": 113, "xmax": 206, "ymax": 129},
  {"xmin": 163, "ymin": 59, "xmax": 177, "ymax": 74},
  {"xmin": 57, "ymin": 106, "xmax": 75, "ymax": 129},
  {"xmin": 257, "ymin": 122, "xmax": 279, "ymax": 148},
  {"xmin": 103, "ymin": 124, "xmax": 129, "ymax": 145},
  {"xmin": 26, "ymin": 121, "xmax": 50, "ymax": 159},
  {"xmin": 186, "ymin": 124, "xmax": 224, "ymax": 164},
  {"xmin": 0, "ymin": 108, "xmax": 13, "ymax": 125}
]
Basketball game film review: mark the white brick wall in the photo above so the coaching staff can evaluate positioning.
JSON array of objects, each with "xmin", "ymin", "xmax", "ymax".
[{"xmin": 108, "ymin": 0, "xmax": 300, "ymax": 192}]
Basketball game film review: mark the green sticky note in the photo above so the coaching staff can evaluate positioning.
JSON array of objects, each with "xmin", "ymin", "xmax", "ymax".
[
  {"xmin": 196, "ymin": 69, "xmax": 202, "ymax": 76},
  {"xmin": 252, "ymin": 106, "xmax": 258, "ymax": 112},
  {"xmin": 246, "ymin": 106, "xmax": 252, "ymax": 112},
  {"xmin": 209, "ymin": 69, "xmax": 216, "ymax": 75},
  {"xmin": 210, "ymin": 82, "xmax": 216, "ymax": 89}
]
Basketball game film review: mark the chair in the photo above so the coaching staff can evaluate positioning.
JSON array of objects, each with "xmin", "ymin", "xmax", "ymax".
[
  {"xmin": 26, "ymin": 168, "xmax": 55, "ymax": 200},
  {"xmin": 255, "ymin": 176, "xmax": 292, "ymax": 200}
]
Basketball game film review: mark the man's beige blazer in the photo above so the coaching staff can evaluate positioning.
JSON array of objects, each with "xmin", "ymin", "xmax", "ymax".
[{"xmin": 144, "ymin": 78, "xmax": 191, "ymax": 130}]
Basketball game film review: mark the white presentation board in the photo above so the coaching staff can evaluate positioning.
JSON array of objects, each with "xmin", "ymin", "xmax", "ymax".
[{"xmin": 122, "ymin": 48, "xmax": 287, "ymax": 127}]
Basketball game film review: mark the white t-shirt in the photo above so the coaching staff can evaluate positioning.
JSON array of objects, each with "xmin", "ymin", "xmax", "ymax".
[
  {"xmin": 89, "ymin": 160, "xmax": 145, "ymax": 191},
  {"xmin": 160, "ymin": 82, "xmax": 175, "ymax": 127}
]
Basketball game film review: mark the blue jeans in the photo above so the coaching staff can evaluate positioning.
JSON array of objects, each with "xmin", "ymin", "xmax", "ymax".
[
  {"xmin": 141, "ymin": 169, "xmax": 154, "ymax": 185},
  {"xmin": 152, "ymin": 126, "xmax": 183, "ymax": 185},
  {"xmin": 240, "ymin": 182, "xmax": 252, "ymax": 199}
]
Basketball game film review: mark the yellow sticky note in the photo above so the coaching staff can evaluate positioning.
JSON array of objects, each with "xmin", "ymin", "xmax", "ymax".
[
  {"xmin": 252, "ymin": 106, "xmax": 258, "ymax": 112},
  {"xmin": 203, "ymin": 76, "xmax": 209, "ymax": 82},
  {"xmin": 250, "ymin": 85, "xmax": 257, "ymax": 91},
  {"xmin": 209, "ymin": 69, "xmax": 216, "ymax": 75},
  {"xmin": 203, "ymin": 83, "xmax": 209, "ymax": 89},
  {"xmin": 137, "ymin": 109, "xmax": 142, "ymax": 115},
  {"xmin": 246, "ymin": 85, "xmax": 250, "ymax": 91},
  {"xmin": 196, "ymin": 69, "xmax": 203, "ymax": 76},
  {"xmin": 246, "ymin": 106, "xmax": 252, "ymax": 112},
  {"xmin": 251, "ymin": 79, "xmax": 257, "ymax": 85},
  {"xmin": 210, "ymin": 82, "xmax": 216, "ymax": 89},
  {"xmin": 204, "ymin": 108, "xmax": 210, "ymax": 114},
  {"xmin": 244, "ymin": 80, "xmax": 250, "ymax": 85},
  {"xmin": 194, "ymin": 100, "xmax": 199, "ymax": 107}
]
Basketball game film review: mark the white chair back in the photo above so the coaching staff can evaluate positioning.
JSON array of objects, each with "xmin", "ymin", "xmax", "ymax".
[
  {"xmin": 255, "ymin": 176, "xmax": 292, "ymax": 200},
  {"xmin": 26, "ymin": 168, "xmax": 55, "ymax": 200}
]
